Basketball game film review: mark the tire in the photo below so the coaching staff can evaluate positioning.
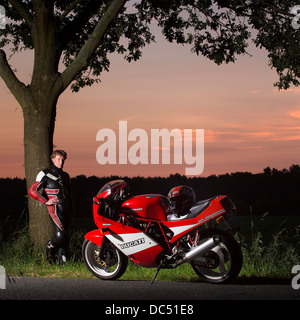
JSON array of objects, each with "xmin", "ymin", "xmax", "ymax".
[
  {"xmin": 82, "ymin": 238, "xmax": 128, "ymax": 280},
  {"xmin": 190, "ymin": 229, "xmax": 242, "ymax": 284}
]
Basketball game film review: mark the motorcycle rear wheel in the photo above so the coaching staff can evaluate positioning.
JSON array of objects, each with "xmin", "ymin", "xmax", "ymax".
[
  {"xmin": 190, "ymin": 229, "xmax": 242, "ymax": 284},
  {"xmin": 82, "ymin": 238, "xmax": 128, "ymax": 280}
]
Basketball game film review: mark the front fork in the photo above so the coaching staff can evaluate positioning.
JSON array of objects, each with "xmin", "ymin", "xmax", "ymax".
[{"xmin": 98, "ymin": 236, "xmax": 107, "ymax": 260}]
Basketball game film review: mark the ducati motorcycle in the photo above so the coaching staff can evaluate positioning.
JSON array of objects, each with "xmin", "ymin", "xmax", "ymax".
[{"xmin": 82, "ymin": 180, "xmax": 242, "ymax": 283}]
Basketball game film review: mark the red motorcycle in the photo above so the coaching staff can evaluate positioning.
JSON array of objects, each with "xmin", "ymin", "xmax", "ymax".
[{"xmin": 82, "ymin": 180, "xmax": 242, "ymax": 283}]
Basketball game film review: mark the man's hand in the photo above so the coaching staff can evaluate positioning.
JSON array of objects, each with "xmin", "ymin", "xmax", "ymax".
[{"xmin": 45, "ymin": 198, "xmax": 59, "ymax": 206}]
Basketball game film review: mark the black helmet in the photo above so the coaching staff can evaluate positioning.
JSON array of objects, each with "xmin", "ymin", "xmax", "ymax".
[{"xmin": 167, "ymin": 185, "xmax": 196, "ymax": 217}]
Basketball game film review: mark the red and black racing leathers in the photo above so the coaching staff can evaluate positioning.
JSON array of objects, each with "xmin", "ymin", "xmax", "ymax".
[{"xmin": 29, "ymin": 164, "xmax": 73, "ymax": 264}]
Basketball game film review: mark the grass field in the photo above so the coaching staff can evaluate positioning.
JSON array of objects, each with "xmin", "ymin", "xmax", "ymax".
[{"xmin": 0, "ymin": 215, "xmax": 300, "ymax": 281}]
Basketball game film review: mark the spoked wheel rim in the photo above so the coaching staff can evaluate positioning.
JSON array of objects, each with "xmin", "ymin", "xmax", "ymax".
[
  {"xmin": 190, "ymin": 229, "xmax": 243, "ymax": 283},
  {"xmin": 192, "ymin": 241, "xmax": 232, "ymax": 281},
  {"xmin": 84, "ymin": 240, "xmax": 123, "ymax": 279}
]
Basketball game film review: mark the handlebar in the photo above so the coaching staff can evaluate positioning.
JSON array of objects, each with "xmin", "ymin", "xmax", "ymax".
[
  {"xmin": 93, "ymin": 196, "xmax": 102, "ymax": 205},
  {"xmin": 93, "ymin": 196, "xmax": 121, "ymax": 221}
]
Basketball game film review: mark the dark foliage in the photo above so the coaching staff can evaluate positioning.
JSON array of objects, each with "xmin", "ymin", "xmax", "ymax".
[{"xmin": 1, "ymin": 164, "xmax": 300, "ymax": 220}]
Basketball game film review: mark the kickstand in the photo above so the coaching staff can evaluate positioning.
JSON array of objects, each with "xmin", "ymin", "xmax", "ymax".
[{"xmin": 151, "ymin": 261, "xmax": 163, "ymax": 284}]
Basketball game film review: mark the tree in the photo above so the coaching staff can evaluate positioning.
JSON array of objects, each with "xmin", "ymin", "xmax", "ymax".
[
  {"xmin": 0, "ymin": 0, "xmax": 299, "ymax": 252},
  {"xmin": 213, "ymin": 0, "xmax": 300, "ymax": 89}
]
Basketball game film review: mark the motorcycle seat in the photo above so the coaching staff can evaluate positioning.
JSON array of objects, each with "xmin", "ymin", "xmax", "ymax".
[{"xmin": 167, "ymin": 198, "xmax": 212, "ymax": 221}]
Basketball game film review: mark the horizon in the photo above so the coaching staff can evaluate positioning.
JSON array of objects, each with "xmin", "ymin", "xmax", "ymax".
[{"xmin": 1, "ymin": 162, "xmax": 298, "ymax": 180}]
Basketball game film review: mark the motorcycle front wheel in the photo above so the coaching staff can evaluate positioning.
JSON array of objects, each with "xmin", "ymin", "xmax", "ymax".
[
  {"xmin": 190, "ymin": 229, "xmax": 242, "ymax": 284},
  {"xmin": 82, "ymin": 238, "xmax": 128, "ymax": 280}
]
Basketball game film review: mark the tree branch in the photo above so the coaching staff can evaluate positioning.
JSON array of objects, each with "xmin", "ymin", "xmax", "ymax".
[
  {"xmin": 252, "ymin": 0, "xmax": 293, "ymax": 18},
  {"xmin": 60, "ymin": 0, "xmax": 86, "ymax": 21},
  {"xmin": 57, "ymin": 0, "xmax": 127, "ymax": 93},
  {"xmin": 7, "ymin": 0, "xmax": 33, "ymax": 28},
  {"xmin": 58, "ymin": 0, "xmax": 103, "ymax": 49},
  {"xmin": 0, "ymin": 49, "xmax": 28, "ymax": 107}
]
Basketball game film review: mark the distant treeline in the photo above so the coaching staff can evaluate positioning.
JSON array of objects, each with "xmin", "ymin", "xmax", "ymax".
[{"xmin": 1, "ymin": 164, "xmax": 300, "ymax": 219}]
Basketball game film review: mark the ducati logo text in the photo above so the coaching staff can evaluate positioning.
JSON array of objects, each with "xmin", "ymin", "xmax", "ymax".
[{"xmin": 119, "ymin": 238, "xmax": 145, "ymax": 249}]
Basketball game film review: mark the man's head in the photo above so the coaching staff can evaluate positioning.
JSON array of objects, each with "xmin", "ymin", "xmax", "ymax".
[{"xmin": 51, "ymin": 150, "xmax": 67, "ymax": 169}]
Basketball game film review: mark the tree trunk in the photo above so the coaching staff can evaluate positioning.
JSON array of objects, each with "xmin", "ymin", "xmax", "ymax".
[
  {"xmin": 21, "ymin": 2, "xmax": 61, "ymax": 253},
  {"xmin": 23, "ymin": 94, "xmax": 58, "ymax": 253},
  {"xmin": 0, "ymin": 0, "xmax": 127, "ymax": 254}
]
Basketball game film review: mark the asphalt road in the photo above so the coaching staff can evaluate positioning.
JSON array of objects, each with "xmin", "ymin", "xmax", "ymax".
[{"xmin": 0, "ymin": 276, "xmax": 299, "ymax": 301}]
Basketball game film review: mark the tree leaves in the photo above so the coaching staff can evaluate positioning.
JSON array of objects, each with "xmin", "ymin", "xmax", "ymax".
[{"xmin": 0, "ymin": 0, "xmax": 299, "ymax": 91}]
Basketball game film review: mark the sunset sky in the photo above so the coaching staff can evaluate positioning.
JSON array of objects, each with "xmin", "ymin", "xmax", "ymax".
[{"xmin": 1, "ymin": 23, "xmax": 300, "ymax": 179}]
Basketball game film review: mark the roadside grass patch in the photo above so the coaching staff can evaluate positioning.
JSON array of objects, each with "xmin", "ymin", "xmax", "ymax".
[{"xmin": 1, "ymin": 216, "xmax": 299, "ymax": 281}]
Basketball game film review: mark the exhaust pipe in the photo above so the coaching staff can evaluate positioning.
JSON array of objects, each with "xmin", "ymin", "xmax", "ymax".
[{"xmin": 175, "ymin": 236, "xmax": 220, "ymax": 267}]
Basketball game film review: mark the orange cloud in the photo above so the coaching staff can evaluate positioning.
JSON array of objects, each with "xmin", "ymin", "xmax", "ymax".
[
  {"xmin": 238, "ymin": 146, "xmax": 263, "ymax": 149},
  {"xmin": 290, "ymin": 110, "xmax": 300, "ymax": 119},
  {"xmin": 269, "ymin": 135, "xmax": 300, "ymax": 141}
]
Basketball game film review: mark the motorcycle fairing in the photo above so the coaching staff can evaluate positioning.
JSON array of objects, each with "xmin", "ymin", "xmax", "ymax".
[
  {"xmin": 92, "ymin": 216, "xmax": 165, "ymax": 267},
  {"xmin": 127, "ymin": 243, "xmax": 165, "ymax": 268},
  {"xmin": 84, "ymin": 229, "xmax": 104, "ymax": 246},
  {"xmin": 122, "ymin": 194, "xmax": 169, "ymax": 220},
  {"xmin": 163, "ymin": 196, "xmax": 228, "ymax": 242},
  {"xmin": 167, "ymin": 223, "xmax": 199, "ymax": 238},
  {"xmin": 105, "ymin": 231, "xmax": 159, "ymax": 256}
]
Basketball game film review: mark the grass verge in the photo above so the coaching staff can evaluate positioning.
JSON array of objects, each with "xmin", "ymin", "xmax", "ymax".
[{"xmin": 1, "ymin": 216, "xmax": 299, "ymax": 281}]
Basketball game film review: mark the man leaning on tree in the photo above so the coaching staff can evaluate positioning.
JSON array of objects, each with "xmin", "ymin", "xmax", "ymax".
[{"xmin": 29, "ymin": 150, "xmax": 74, "ymax": 265}]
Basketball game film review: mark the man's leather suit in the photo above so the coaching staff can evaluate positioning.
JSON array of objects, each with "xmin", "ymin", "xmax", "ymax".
[{"xmin": 29, "ymin": 164, "xmax": 73, "ymax": 264}]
